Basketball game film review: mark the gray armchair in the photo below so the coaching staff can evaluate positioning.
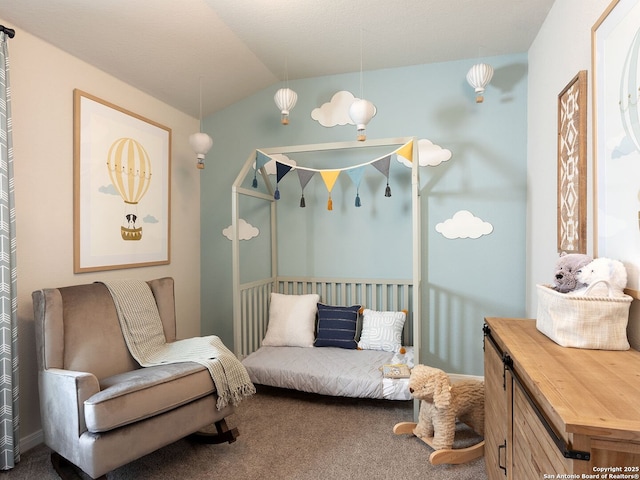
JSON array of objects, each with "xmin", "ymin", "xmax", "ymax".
[{"xmin": 33, "ymin": 277, "xmax": 239, "ymax": 479}]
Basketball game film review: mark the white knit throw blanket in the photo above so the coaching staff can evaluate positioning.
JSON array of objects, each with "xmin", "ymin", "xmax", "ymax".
[{"xmin": 101, "ymin": 279, "xmax": 255, "ymax": 410}]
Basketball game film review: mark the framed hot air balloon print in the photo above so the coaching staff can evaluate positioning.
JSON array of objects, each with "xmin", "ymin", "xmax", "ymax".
[
  {"xmin": 73, "ymin": 90, "xmax": 171, "ymax": 273},
  {"xmin": 593, "ymin": 0, "xmax": 640, "ymax": 297}
]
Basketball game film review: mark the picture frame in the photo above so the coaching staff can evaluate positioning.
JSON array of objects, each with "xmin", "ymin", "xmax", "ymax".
[
  {"xmin": 557, "ymin": 70, "xmax": 587, "ymax": 254},
  {"xmin": 592, "ymin": 0, "xmax": 640, "ymax": 298},
  {"xmin": 73, "ymin": 89, "xmax": 171, "ymax": 273}
]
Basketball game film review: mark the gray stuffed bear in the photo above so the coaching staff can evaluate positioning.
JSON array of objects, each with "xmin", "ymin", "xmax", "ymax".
[{"xmin": 553, "ymin": 252, "xmax": 592, "ymax": 293}]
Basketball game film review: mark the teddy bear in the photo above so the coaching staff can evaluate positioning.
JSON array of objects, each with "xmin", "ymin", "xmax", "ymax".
[
  {"xmin": 572, "ymin": 257, "xmax": 627, "ymax": 296},
  {"xmin": 408, "ymin": 365, "xmax": 484, "ymax": 450},
  {"xmin": 552, "ymin": 252, "xmax": 592, "ymax": 293}
]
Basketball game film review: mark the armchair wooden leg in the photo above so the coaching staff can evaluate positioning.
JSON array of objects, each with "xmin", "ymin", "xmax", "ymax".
[
  {"xmin": 51, "ymin": 452, "xmax": 107, "ymax": 480},
  {"xmin": 190, "ymin": 418, "xmax": 239, "ymax": 444}
]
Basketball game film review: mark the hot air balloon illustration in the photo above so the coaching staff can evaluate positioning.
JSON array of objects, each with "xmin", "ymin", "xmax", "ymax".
[{"xmin": 106, "ymin": 138, "xmax": 152, "ymax": 241}]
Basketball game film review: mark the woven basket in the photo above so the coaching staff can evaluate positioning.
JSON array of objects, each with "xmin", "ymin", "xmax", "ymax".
[{"xmin": 536, "ymin": 282, "xmax": 632, "ymax": 350}]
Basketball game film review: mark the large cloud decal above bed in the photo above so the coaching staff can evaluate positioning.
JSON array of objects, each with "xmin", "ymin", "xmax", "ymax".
[{"xmin": 311, "ymin": 91, "xmax": 360, "ymax": 127}]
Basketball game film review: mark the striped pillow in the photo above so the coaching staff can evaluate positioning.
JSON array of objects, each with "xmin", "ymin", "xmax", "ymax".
[{"xmin": 314, "ymin": 304, "xmax": 361, "ymax": 349}]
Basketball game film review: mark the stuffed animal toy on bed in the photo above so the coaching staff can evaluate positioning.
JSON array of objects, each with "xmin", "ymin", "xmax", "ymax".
[
  {"xmin": 552, "ymin": 252, "xmax": 592, "ymax": 293},
  {"xmin": 408, "ymin": 365, "xmax": 484, "ymax": 450},
  {"xmin": 572, "ymin": 257, "xmax": 628, "ymax": 297}
]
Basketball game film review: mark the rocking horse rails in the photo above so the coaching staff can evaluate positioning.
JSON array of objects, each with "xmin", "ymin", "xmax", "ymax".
[{"xmin": 536, "ymin": 281, "xmax": 632, "ymax": 350}]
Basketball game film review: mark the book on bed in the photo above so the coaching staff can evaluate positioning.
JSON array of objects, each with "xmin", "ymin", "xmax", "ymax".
[{"xmin": 382, "ymin": 364, "xmax": 411, "ymax": 379}]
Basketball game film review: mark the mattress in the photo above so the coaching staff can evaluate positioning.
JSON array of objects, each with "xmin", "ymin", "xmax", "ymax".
[{"xmin": 241, "ymin": 346, "xmax": 414, "ymax": 400}]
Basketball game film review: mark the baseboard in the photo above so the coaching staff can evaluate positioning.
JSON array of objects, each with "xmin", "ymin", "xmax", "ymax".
[{"xmin": 20, "ymin": 429, "xmax": 43, "ymax": 453}]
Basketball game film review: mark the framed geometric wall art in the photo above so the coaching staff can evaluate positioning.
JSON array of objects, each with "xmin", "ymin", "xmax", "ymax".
[
  {"xmin": 73, "ymin": 89, "xmax": 171, "ymax": 273},
  {"xmin": 592, "ymin": 0, "xmax": 640, "ymax": 297},
  {"xmin": 557, "ymin": 70, "xmax": 587, "ymax": 254}
]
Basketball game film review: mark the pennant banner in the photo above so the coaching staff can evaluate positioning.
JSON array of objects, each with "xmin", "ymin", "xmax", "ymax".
[
  {"xmin": 283, "ymin": 140, "xmax": 412, "ymax": 174},
  {"xmin": 254, "ymin": 140, "xmax": 412, "ymax": 204}
]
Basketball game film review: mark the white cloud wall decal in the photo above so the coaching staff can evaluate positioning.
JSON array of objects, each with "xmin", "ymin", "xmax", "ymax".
[
  {"xmin": 435, "ymin": 210, "xmax": 493, "ymax": 239},
  {"xmin": 223, "ymin": 218, "xmax": 260, "ymax": 241},
  {"xmin": 311, "ymin": 91, "xmax": 357, "ymax": 127}
]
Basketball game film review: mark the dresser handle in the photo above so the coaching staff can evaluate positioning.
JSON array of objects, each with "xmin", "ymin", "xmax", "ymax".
[{"xmin": 498, "ymin": 440, "xmax": 507, "ymax": 475}]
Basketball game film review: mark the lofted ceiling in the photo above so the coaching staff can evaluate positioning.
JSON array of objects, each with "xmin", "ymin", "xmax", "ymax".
[{"xmin": 0, "ymin": 0, "xmax": 555, "ymax": 118}]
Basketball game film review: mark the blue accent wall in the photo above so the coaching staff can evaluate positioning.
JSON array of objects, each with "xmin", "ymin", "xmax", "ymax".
[{"xmin": 201, "ymin": 54, "xmax": 527, "ymax": 375}]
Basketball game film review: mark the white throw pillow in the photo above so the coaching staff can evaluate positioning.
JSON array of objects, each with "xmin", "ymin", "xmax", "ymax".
[
  {"xmin": 358, "ymin": 309, "xmax": 406, "ymax": 352},
  {"xmin": 262, "ymin": 293, "xmax": 320, "ymax": 347}
]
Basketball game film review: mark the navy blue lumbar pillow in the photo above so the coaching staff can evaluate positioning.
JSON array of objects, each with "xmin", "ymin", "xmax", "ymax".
[{"xmin": 314, "ymin": 303, "xmax": 361, "ymax": 349}]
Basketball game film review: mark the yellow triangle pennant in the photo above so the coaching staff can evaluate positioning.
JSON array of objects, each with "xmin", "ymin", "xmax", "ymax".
[
  {"xmin": 396, "ymin": 141, "xmax": 413, "ymax": 162},
  {"xmin": 320, "ymin": 170, "xmax": 340, "ymax": 210},
  {"xmin": 320, "ymin": 170, "xmax": 340, "ymax": 192}
]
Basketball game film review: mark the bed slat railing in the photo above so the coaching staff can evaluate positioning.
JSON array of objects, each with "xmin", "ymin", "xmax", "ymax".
[{"xmin": 236, "ymin": 276, "xmax": 413, "ymax": 357}]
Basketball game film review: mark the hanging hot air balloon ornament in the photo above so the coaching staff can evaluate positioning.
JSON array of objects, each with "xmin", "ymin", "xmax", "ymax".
[
  {"xmin": 189, "ymin": 132, "xmax": 213, "ymax": 170},
  {"xmin": 106, "ymin": 138, "xmax": 152, "ymax": 241},
  {"xmin": 466, "ymin": 63, "xmax": 494, "ymax": 103},
  {"xmin": 349, "ymin": 99, "xmax": 377, "ymax": 141},
  {"xmin": 189, "ymin": 76, "xmax": 213, "ymax": 169},
  {"xmin": 349, "ymin": 29, "xmax": 377, "ymax": 141},
  {"xmin": 274, "ymin": 87, "xmax": 298, "ymax": 125}
]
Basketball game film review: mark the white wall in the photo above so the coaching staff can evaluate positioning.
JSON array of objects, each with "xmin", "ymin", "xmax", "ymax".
[
  {"xmin": 527, "ymin": 0, "xmax": 640, "ymax": 349},
  {"xmin": 5, "ymin": 23, "xmax": 202, "ymax": 449}
]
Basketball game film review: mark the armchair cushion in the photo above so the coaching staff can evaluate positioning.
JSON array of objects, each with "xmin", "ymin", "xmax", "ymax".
[{"xmin": 85, "ymin": 362, "xmax": 215, "ymax": 432}]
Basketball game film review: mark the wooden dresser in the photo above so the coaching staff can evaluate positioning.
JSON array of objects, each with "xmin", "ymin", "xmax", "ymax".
[{"xmin": 483, "ymin": 317, "xmax": 640, "ymax": 480}]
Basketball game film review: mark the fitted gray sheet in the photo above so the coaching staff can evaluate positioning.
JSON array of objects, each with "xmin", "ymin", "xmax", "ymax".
[{"xmin": 241, "ymin": 346, "xmax": 413, "ymax": 400}]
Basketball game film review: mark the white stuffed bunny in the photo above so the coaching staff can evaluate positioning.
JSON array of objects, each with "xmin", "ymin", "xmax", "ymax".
[{"xmin": 573, "ymin": 257, "xmax": 627, "ymax": 296}]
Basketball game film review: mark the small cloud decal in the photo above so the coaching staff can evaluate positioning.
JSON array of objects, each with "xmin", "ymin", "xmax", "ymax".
[
  {"xmin": 143, "ymin": 215, "xmax": 159, "ymax": 224},
  {"xmin": 397, "ymin": 139, "xmax": 452, "ymax": 167},
  {"xmin": 435, "ymin": 210, "xmax": 493, "ymax": 239},
  {"xmin": 223, "ymin": 218, "xmax": 260, "ymax": 241},
  {"xmin": 311, "ymin": 91, "xmax": 357, "ymax": 127}
]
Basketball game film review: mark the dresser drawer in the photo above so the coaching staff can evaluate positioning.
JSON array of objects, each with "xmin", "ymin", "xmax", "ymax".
[{"xmin": 512, "ymin": 381, "xmax": 572, "ymax": 478}]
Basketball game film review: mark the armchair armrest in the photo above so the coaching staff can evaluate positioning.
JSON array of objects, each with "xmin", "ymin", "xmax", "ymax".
[{"xmin": 39, "ymin": 368, "xmax": 100, "ymax": 445}]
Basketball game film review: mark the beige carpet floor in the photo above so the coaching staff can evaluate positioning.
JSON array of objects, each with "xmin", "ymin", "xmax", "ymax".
[{"xmin": 8, "ymin": 386, "xmax": 487, "ymax": 479}]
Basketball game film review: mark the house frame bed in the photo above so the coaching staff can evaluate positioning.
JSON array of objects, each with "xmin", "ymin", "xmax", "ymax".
[{"xmin": 231, "ymin": 137, "xmax": 421, "ymax": 402}]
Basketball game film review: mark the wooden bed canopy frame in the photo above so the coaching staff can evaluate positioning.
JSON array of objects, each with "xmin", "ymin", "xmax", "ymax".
[
  {"xmin": 231, "ymin": 136, "xmax": 421, "ymax": 360},
  {"xmin": 230, "ymin": 137, "xmax": 485, "ymax": 465}
]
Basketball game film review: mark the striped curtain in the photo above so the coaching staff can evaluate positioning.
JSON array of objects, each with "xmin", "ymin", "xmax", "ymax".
[{"xmin": 0, "ymin": 31, "xmax": 19, "ymax": 470}]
